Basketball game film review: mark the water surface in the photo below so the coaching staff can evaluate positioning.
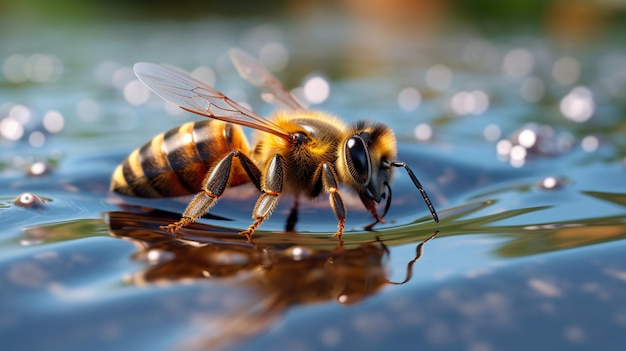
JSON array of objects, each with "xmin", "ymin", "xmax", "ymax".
[{"xmin": 1, "ymin": 14, "xmax": 626, "ymax": 351}]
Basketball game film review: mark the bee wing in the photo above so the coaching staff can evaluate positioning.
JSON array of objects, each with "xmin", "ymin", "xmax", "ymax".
[
  {"xmin": 133, "ymin": 62, "xmax": 292, "ymax": 141},
  {"xmin": 229, "ymin": 48, "xmax": 306, "ymax": 111}
]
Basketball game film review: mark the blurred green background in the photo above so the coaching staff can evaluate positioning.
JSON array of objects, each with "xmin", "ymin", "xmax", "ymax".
[{"xmin": 3, "ymin": 0, "xmax": 625, "ymax": 28}]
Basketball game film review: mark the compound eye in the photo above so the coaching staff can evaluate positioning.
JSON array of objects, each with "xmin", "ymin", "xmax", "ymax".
[{"xmin": 345, "ymin": 135, "xmax": 371, "ymax": 185}]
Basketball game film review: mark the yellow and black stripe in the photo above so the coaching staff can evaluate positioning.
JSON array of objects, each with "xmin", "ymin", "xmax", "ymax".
[{"xmin": 111, "ymin": 120, "xmax": 249, "ymax": 198}]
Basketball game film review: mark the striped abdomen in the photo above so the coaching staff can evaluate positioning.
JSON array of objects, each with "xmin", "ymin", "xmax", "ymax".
[{"xmin": 111, "ymin": 120, "xmax": 250, "ymax": 198}]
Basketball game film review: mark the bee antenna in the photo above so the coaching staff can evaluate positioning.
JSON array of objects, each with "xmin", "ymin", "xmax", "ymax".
[{"xmin": 390, "ymin": 161, "xmax": 439, "ymax": 223}]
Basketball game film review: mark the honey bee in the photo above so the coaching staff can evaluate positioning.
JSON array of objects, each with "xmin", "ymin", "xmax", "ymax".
[{"xmin": 111, "ymin": 48, "xmax": 439, "ymax": 240}]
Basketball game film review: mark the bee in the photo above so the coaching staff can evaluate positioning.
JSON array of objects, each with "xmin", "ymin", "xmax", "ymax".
[{"xmin": 111, "ymin": 48, "xmax": 439, "ymax": 240}]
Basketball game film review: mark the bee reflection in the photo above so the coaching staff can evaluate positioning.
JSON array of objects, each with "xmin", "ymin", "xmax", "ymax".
[{"xmin": 107, "ymin": 211, "xmax": 437, "ymax": 349}]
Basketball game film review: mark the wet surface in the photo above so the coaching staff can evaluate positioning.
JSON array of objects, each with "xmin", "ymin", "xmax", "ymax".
[{"xmin": 1, "ymin": 11, "xmax": 626, "ymax": 351}]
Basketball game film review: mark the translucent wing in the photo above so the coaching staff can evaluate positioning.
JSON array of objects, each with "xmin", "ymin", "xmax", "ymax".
[
  {"xmin": 229, "ymin": 48, "xmax": 306, "ymax": 111},
  {"xmin": 133, "ymin": 62, "xmax": 292, "ymax": 140}
]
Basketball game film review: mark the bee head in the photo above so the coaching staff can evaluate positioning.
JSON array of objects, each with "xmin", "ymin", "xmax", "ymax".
[
  {"xmin": 340, "ymin": 121, "xmax": 397, "ymax": 203},
  {"xmin": 339, "ymin": 120, "xmax": 440, "ymax": 224}
]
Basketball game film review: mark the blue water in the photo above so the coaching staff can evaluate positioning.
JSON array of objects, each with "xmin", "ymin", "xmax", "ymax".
[{"xmin": 1, "ymin": 14, "xmax": 626, "ymax": 351}]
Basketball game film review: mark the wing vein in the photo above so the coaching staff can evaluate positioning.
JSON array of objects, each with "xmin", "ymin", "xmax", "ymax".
[{"xmin": 133, "ymin": 62, "xmax": 292, "ymax": 141}]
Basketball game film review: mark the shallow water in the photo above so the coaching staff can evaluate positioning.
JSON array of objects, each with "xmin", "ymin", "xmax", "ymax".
[{"xmin": 1, "ymin": 14, "xmax": 626, "ymax": 351}]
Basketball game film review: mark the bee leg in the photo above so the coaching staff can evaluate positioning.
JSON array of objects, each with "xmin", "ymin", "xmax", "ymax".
[
  {"xmin": 362, "ymin": 198, "xmax": 384, "ymax": 232},
  {"xmin": 361, "ymin": 195, "xmax": 385, "ymax": 224},
  {"xmin": 160, "ymin": 192, "xmax": 217, "ymax": 235},
  {"xmin": 285, "ymin": 196, "xmax": 299, "ymax": 232},
  {"xmin": 315, "ymin": 163, "xmax": 346, "ymax": 239},
  {"xmin": 161, "ymin": 151, "xmax": 262, "ymax": 235},
  {"xmin": 234, "ymin": 150, "xmax": 263, "ymax": 192},
  {"xmin": 239, "ymin": 155, "xmax": 285, "ymax": 240}
]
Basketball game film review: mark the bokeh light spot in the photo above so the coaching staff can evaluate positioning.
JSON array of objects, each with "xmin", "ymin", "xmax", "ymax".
[
  {"xmin": 43, "ymin": 110, "xmax": 65, "ymax": 133},
  {"xmin": 560, "ymin": 86, "xmax": 594, "ymax": 122},
  {"xmin": 124, "ymin": 79, "xmax": 151, "ymax": 106},
  {"xmin": 397, "ymin": 87, "xmax": 421, "ymax": 111},
  {"xmin": 303, "ymin": 76, "xmax": 330, "ymax": 104}
]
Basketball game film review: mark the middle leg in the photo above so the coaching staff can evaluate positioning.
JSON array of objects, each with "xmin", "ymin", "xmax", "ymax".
[
  {"xmin": 313, "ymin": 163, "xmax": 347, "ymax": 239},
  {"xmin": 285, "ymin": 195, "xmax": 299, "ymax": 232},
  {"xmin": 239, "ymin": 154, "xmax": 286, "ymax": 240}
]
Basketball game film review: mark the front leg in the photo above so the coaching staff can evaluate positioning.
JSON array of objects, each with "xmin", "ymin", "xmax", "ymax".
[
  {"xmin": 239, "ymin": 154, "xmax": 285, "ymax": 240},
  {"xmin": 314, "ymin": 163, "xmax": 347, "ymax": 239},
  {"xmin": 360, "ymin": 194, "xmax": 386, "ymax": 224}
]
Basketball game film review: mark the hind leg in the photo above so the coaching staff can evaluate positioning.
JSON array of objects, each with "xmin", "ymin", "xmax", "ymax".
[{"xmin": 161, "ymin": 151, "xmax": 262, "ymax": 235}]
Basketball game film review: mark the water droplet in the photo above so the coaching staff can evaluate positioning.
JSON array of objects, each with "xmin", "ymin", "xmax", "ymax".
[
  {"xmin": 542, "ymin": 177, "xmax": 556, "ymax": 189},
  {"xmin": 13, "ymin": 192, "xmax": 47, "ymax": 208},
  {"xmin": 543, "ymin": 177, "xmax": 557, "ymax": 189}
]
